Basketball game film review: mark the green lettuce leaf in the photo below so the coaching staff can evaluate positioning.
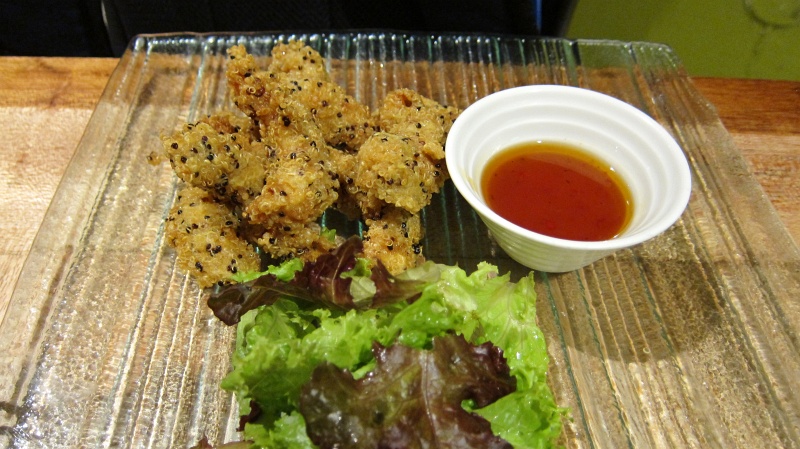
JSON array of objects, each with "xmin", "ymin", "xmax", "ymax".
[
  {"xmin": 220, "ymin": 254, "xmax": 565, "ymax": 448},
  {"xmin": 299, "ymin": 335, "xmax": 515, "ymax": 449},
  {"xmin": 209, "ymin": 237, "xmax": 427, "ymax": 325}
]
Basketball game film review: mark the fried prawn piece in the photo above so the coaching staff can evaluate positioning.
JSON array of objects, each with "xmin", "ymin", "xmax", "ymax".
[
  {"xmin": 267, "ymin": 40, "xmax": 330, "ymax": 82},
  {"xmin": 245, "ymin": 125, "xmax": 340, "ymax": 223},
  {"xmin": 326, "ymin": 149, "xmax": 364, "ymax": 220},
  {"xmin": 226, "ymin": 45, "xmax": 278, "ymax": 120},
  {"xmin": 226, "ymin": 44, "xmax": 375, "ymax": 152},
  {"xmin": 362, "ymin": 206, "xmax": 424, "ymax": 274},
  {"xmin": 165, "ymin": 186, "xmax": 261, "ymax": 288},
  {"xmin": 257, "ymin": 222, "xmax": 339, "ymax": 262},
  {"xmin": 377, "ymin": 88, "xmax": 460, "ymax": 161},
  {"xmin": 284, "ymin": 75, "xmax": 375, "ymax": 150},
  {"xmin": 353, "ymin": 132, "xmax": 446, "ymax": 216},
  {"xmin": 226, "ymin": 45, "xmax": 320, "ymax": 142},
  {"xmin": 266, "ymin": 41, "xmax": 375, "ymax": 150},
  {"xmin": 245, "ymin": 129, "xmax": 341, "ymax": 261},
  {"xmin": 161, "ymin": 112, "xmax": 269, "ymax": 205}
]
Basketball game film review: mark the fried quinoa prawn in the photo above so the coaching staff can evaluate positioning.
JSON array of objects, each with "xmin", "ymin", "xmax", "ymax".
[
  {"xmin": 257, "ymin": 222, "xmax": 338, "ymax": 261},
  {"xmin": 362, "ymin": 206, "xmax": 424, "ymax": 275},
  {"xmin": 227, "ymin": 44, "xmax": 375, "ymax": 151},
  {"xmin": 268, "ymin": 40, "xmax": 330, "ymax": 81},
  {"xmin": 378, "ymin": 88, "xmax": 460, "ymax": 161},
  {"xmin": 161, "ymin": 41, "xmax": 460, "ymax": 286},
  {"xmin": 162, "ymin": 112, "xmax": 269, "ymax": 205},
  {"xmin": 246, "ymin": 126, "xmax": 340, "ymax": 226},
  {"xmin": 350, "ymin": 89, "xmax": 457, "ymax": 216},
  {"xmin": 165, "ymin": 186, "xmax": 261, "ymax": 288},
  {"xmin": 337, "ymin": 89, "xmax": 458, "ymax": 271},
  {"xmin": 353, "ymin": 132, "xmax": 441, "ymax": 216}
]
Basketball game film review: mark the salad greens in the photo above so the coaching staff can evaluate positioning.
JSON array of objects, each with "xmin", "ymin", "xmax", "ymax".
[{"xmin": 211, "ymin": 237, "xmax": 565, "ymax": 448}]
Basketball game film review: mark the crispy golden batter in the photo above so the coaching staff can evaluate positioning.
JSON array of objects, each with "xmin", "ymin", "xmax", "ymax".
[
  {"xmin": 161, "ymin": 112, "xmax": 268, "ymax": 205},
  {"xmin": 162, "ymin": 41, "xmax": 460, "ymax": 285},
  {"xmin": 268, "ymin": 41, "xmax": 330, "ymax": 81},
  {"xmin": 377, "ymin": 88, "xmax": 459, "ymax": 161},
  {"xmin": 257, "ymin": 222, "xmax": 339, "ymax": 262},
  {"xmin": 363, "ymin": 206, "xmax": 424, "ymax": 274},
  {"xmin": 165, "ymin": 186, "xmax": 261, "ymax": 288},
  {"xmin": 354, "ymin": 132, "xmax": 445, "ymax": 215},
  {"xmin": 226, "ymin": 44, "xmax": 375, "ymax": 152},
  {"xmin": 244, "ymin": 134, "xmax": 340, "ymax": 228}
]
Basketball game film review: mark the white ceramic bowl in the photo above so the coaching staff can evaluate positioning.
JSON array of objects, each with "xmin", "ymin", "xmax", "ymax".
[{"xmin": 445, "ymin": 85, "xmax": 692, "ymax": 272}]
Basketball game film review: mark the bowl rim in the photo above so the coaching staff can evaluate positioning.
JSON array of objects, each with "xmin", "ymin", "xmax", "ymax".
[{"xmin": 445, "ymin": 84, "xmax": 692, "ymax": 252}]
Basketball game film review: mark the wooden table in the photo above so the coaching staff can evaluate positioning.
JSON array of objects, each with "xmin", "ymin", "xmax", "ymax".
[{"xmin": 1, "ymin": 57, "xmax": 799, "ymax": 324}]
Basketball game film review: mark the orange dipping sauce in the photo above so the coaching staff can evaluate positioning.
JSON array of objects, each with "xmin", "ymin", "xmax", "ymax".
[{"xmin": 481, "ymin": 141, "xmax": 633, "ymax": 241}]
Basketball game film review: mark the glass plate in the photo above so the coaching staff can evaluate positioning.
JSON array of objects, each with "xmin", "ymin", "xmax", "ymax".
[{"xmin": 1, "ymin": 33, "xmax": 799, "ymax": 449}]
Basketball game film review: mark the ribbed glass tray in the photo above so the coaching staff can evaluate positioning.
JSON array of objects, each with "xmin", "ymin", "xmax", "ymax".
[{"xmin": 1, "ymin": 33, "xmax": 799, "ymax": 449}]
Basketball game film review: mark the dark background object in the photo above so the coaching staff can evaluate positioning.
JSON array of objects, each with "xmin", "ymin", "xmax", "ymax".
[{"xmin": 1, "ymin": 0, "xmax": 577, "ymax": 57}]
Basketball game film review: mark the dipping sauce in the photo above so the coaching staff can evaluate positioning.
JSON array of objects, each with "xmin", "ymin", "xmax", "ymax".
[{"xmin": 481, "ymin": 141, "xmax": 632, "ymax": 241}]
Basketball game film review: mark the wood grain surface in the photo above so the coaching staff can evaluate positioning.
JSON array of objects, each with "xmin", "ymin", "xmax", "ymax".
[{"xmin": 1, "ymin": 57, "xmax": 798, "ymax": 323}]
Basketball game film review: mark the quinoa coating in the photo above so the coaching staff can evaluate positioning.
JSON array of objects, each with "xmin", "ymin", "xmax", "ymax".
[
  {"xmin": 162, "ymin": 41, "xmax": 461, "ymax": 286},
  {"xmin": 354, "ymin": 132, "xmax": 445, "ymax": 215},
  {"xmin": 226, "ymin": 45, "xmax": 276, "ymax": 120},
  {"xmin": 326, "ymin": 149, "xmax": 364, "ymax": 220},
  {"xmin": 362, "ymin": 206, "xmax": 424, "ymax": 275},
  {"xmin": 377, "ymin": 88, "xmax": 460, "ymax": 161},
  {"xmin": 165, "ymin": 186, "xmax": 261, "ymax": 288},
  {"xmin": 257, "ymin": 222, "xmax": 339, "ymax": 262},
  {"xmin": 244, "ymin": 129, "xmax": 340, "ymax": 227},
  {"xmin": 226, "ymin": 44, "xmax": 375, "ymax": 152},
  {"xmin": 267, "ymin": 41, "xmax": 330, "ymax": 82},
  {"xmin": 201, "ymin": 111, "xmax": 258, "ymax": 138},
  {"xmin": 161, "ymin": 113, "xmax": 269, "ymax": 205},
  {"xmin": 285, "ymin": 75, "xmax": 375, "ymax": 150}
]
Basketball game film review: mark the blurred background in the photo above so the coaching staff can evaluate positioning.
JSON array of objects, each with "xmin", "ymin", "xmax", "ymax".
[
  {"xmin": 566, "ymin": 0, "xmax": 800, "ymax": 81},
  {"xmin": 1, "ymin": 0, "xmax": 798, "ymax": 80}
]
